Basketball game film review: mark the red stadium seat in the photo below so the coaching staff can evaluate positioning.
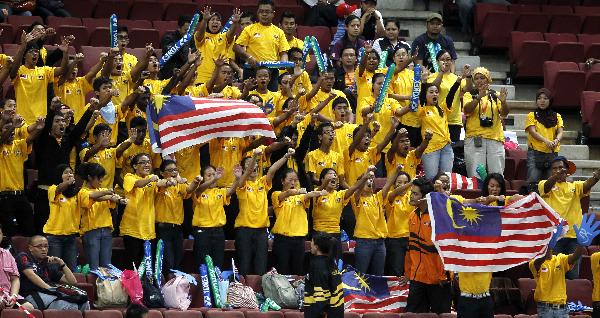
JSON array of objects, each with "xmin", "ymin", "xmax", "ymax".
[
  {"xmin": 128, "ymin": 28, "xmax": 160, "ymax": 48},
  {"xmin": 297, "ymin": 26, "xmax": 332, "ymax": 53},
  {"xmin": 7, "ymin": 15, "xmax": 43, "ymax": 27},
  {"xmin": 567, "ymin": 279, "xmax": 593, "ymax": 306},
  {"xmin": 508, "ymin": 4, "xmax": 541, "ymax": 12},
  {"xmin": 119, "ymin": 19, "xmax": 153, "ymax": 30},
  {"xmin": 544, "ymin": 61, "xmax": 585, "ymax": 109},
  {"xmin": 209, "ymin": 3, "xmax": 234, "ymax": 20},
  {"xmin": 580, "ymin": 255, "xmax": 592, "ymax": 281},
  {"xmin": 94, "ymin": 0, "xmax": 131, "ymax": 18},
  {"xmin": 85, "ymin": 311, "xmax": 123, "ymax": 318},
  {"xmin": 510, "ymin": 180, "xmax": 528, "ymax": 193},
  {"xmin": 583, "ymin": 0, "xmax": 600, "ymax": 4},
  {"xmin": 541, "ymin": 5, "xmax": 573, "ymax": 13},
  {"xmin": 153, "ymin": 20, "xmax": 179, "ymax": 40},
  {"xmin": 475, "ymin": 3, "xmax": 516, "ymax": 48},
  {"xmin": 244, "ymin": 311, "xmax": 284, "ymax": 318},
  {"xmin": 55, "ymin": 25, "xmax": 89, "ymax": 50},
  {"xmin": 514, "ymin": 12, "xmax": 549, "ymax": 32},
  {"xmin": 162, "ymin": 311, "xmax": 203, "ymax": 318},
  {"xmin": 510, "ymin": 31, "xmax": 551, "ymax": 77},
  {"xmin": 0, "ymin": 24, "xmax": 14, "ymax": 44},
  {"xmin": 1, "ymin": 309, "xmax": 43, "ymax": 318},
  {"xmin": 244, "ymin": 275, "xmax": 263, "ymax": 293},
  {"xmin": 581, "ymin": 63, "xmax": 600, "ymax": 91},
  {"xmin": 63, "ymin": 0, "xmax": 95, "ymax": 18},
  {"xmin": 43, "ymin": 310, "xmax": 83, "ymax": 318},
  {"xmin": 47, "ymin": 16, "xmax": 82, "ymax": 28},
  {"xmin": 581, "ymin": 15, "xmax": 600, "ymax": 34},
  {"xmin": 188, "ymin": 274, "xmax": 205, "ymax": 308},
  {"xmin": 439, "ymin": 314, "xmax": 456, "ymax": 318},
  {"xmin": 574, "ymin": 5, "xmax": 600, "ymax": 14},
  {"xmin": 402, "ymin": 314, "xmax": 439, "ymax": 318},
  {"xmin": 164, "ymin": 2, "xmax": 200, "ymax": 21},
  {"xmin": 578, "ymin": 34, "xmax": 600, "ymax": 58},
  {"xmin": 129, "ymin": 1, "xmax": 166, "ymax": 21},
  {"xmin": 283, "ymin": 312, "xmax": 303, "ymax": 318},
  {"xmin": 504, "ymin": 157, "xmax": 516, "ymax": 181},
  {"xmin": 82, "ymin": 18, "xmax": 107, "ymax": 31},
  {"xmin": 517, "ymin": 278, "xmax": 536, "ymax": 314},
  {"xmin": 544, "ymin": 33, "xmax": 585, "ymax": 62},
  {"xmin": 581, "ymin": 91, "xmax": 600, "ymax": 138},
  {"xmin": 2, "ymin": 44, "xmax": 20, "ymax": 57},
  {"xmin": 89, "ymin": 27, "xmax": 110, "ymax": 47},
  {"xmin": 148, "ymin": 311, "xmax": 163, "ymax": 318},
  {"xmin": 548, "ymin": 0, "xmax": 581, "ymax": 5},
  {"xmin": 475, "ymin": 3, "xmax": 507, "ymax": 33},
  {"xmin": 548, "ymin": 14, "xmax": 583, "ymax": 34},
  {"xmin": 275, "ymin": 5, "xmax": 306, "ymax": 25},
  {"xmin": 205, "ymin": 312, "xmax": 244, "ymax": 318}
]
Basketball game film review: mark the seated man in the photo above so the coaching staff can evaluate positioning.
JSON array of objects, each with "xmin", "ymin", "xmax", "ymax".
[{"xmin": 16, "ymin": 235, "xmax": 89, "ymax": 310}]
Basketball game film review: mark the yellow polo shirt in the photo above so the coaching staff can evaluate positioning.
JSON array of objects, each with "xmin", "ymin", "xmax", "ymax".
[
  {"xmin": 80, "ymin": 187, "xmax": 115, "ymax": 233},
  {"xmin": 0, "ymin": 139, "xmax": 31, "ymax": 191},
  {"xmin": 155, "ymin": 183, "xmax": 188, "ymax": 225},
  {"xmin": 539, "ymin": 180, "xmax": 587, "ymax": 238},
  {"xmin": 305, "ymin": 148, "xmax": 345, "ymax": 179},
  {"xmin": 385, "ymin": 191, "xmax": 413, "ymax": 238},
  {"xmin": 192, "ymin": 188, "xmax": 230, "ymax": 228},
  {"xmin": 235, "ymin": 23, "xmax": 290, "ymax": 62},
  {"xmin": 54, "ymin": 77, "xmax": 93, "ymax": 123},
  {"xmin": 235, "ymin": 176, "xmax": 271, "ymax": 228},
  {"xmin": 312, "ymin": 190, "xmax": 349, "ymax": 234},
  {"xmin": 525, "ymin": 112, "xmax": 564, "ymax": 153},
  {"xmin": 463, "ymin": 92, "xmax": 504, "ymax": 143},
  {"xmin": 529, "ymin": 254, "xmax": 572, "ymax": 304},
  {"xmin": 417, "ymin": 104, "xmax": 451, "ymax": 154},
  {"xmin": 120, "ymin": 173, "xmax": 158, "ymax": 240},
  {"xmin": 13, "ymin": 65, "xmax": 55, "ymax": 124},
  {"xmin": 271, "ymin": 192, "xmax": 309, "ymax": 237},
  {"xmin": 386, "ymin": 149, "xmax": 420, "ymax": 180},
  {"xmin": 44, "ymin": 185, "xmax": 88, "ymax": 235},
  {"xmin": 352, "ymin": 192, "xmax": 388, "ymax": 239}
]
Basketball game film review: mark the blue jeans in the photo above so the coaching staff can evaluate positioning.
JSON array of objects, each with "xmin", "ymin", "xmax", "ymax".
[
  {"xmin": 47, "ymin": 234, "xmax": 78, "ymax": 271},
  {"xmin": 527, "ymin": 148, "xmax": 552, "ymax": 183},
  {"xmin": 422, "ymin": 143, "xmax": 454, "ymax": 180},
  {"xmin": 82, "ymin": 227, "xmax": 113, "ymax": 271},
  {"xmin": 537, "ymin": 303, "xmax": 569, "ymax": 318},
  {"xmin": 553, "ymin": 237, "xmax": 580, "ymax": 279},
  {"xmin": 355, "ymin": 238, "xmax": 386, "ymax": 275}
]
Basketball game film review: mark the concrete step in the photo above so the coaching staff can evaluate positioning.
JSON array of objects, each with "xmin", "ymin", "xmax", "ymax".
[
  {"xmin": 489, "ymin": 84, "xmax": 516, "ymax": 100},
  {"xmin": 514, "ymin": 130, "xmax": 578, "ymax": 145},
  {"xmin": 505, "ymin": 113, "xmax": 582, "ymax": 132},
  {"xmin": 570, "ymin": 159, "xmax": 600, "ymax": 177},
  {"xmin": 518, "ymin": 144, "xmax": 590, "ymax": 160},
  {"xmin": 480, "ymin": 55, "xmax": 511, "ymax": 73}
]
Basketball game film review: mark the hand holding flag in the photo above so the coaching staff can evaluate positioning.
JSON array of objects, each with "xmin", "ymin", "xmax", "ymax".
[{"xmin": 574, "ymin": 213, "xmax": 600, "ymax": 246}]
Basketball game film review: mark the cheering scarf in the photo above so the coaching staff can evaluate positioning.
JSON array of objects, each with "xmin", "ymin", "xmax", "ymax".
[
  {"xmin": 100, "ymin": 102, "xmax": 116, "ymax": 124},
  {"xmin": 426, "ymin": 42, "xmax": 441, "ymax": 72},
  {"xmin": 410, "ymin": 64, "xmax": 422, "ymax": 112},
  {"xmin": 375, "ymin": 63, "xmax": 395, "ymax": 113},
  {"xmin": 159, "ymin": 13, "xmax": 200, "ymax": 67},
  {"xmin": 302, "ymin": 36, "xmax": 311, "ymax": 69},
  {"xmin": 220, "ymin": 16, "xmax": 233, "ymax": 33},
  {"xmin": 310, "ymin": 36, "xmax": 326, "ymax": 73},
  {"xmin": 109, "ymin": 14, "xmax": 118, "ymax": 48},
  {"xmin": 144, "ymin": 240, "xmax": 153, "ymax": 281},
  {"xmin": 378, "ymin": 51, "xmax": 388, "ymax": 69},
  {"xmin": 154, "ymin": 239, "xmax": 164, "ymax": 286}
]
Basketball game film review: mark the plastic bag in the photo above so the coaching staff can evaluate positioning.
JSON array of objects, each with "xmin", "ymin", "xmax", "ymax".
[{"xmin": 121, "ymin": 269, "xmax": 143, "ymax": 304}]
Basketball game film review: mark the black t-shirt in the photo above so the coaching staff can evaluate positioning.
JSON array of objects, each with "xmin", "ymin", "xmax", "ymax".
[
  {"xmin": 411, "ymin": 33, "xmax": 458, "ymax": 70},
  {"xmin": 16, "ymin": 252, "xmax": 63, "ymax": 297}
]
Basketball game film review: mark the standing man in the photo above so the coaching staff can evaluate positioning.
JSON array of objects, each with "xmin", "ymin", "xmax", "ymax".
[
  {"xmin": 159, "ymin": 15, "xmax": 193, "ymax": 80},
  {"xmin": 410, "ymin": 13, "xmax": 457, "ymax": 71}
]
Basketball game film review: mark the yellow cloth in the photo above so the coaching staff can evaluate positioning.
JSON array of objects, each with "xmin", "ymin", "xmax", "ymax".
[
  {"xmin": 192, "ymin": 188, "xmax": 230, "ymax": 227},
  {"xmin": 189, "ymin": 84, "xmax": 241, "ymax": 99},
  {"xmin": 312, "ymin": 190, "xmax": 349, "ymax": 234},
  {"xmin": 539, "ymin": 180, "xmax": 588, "ymax": 238},
  {"xmin": 291, "ymin": 71, "xmax": 312, "ymax": 96},
  {"xmin": 428, "ymin": 73, "xmax": 466, "ymax": 126},
  {"xmin": 175, "ymin": 145, "xmax": 201, "ymax": 182},
  {"xmin": 235, "ymin": 176, "xmax": 271, "ymax": 228},
  {"xmin": 119, "ymin": 173, "xmax": 158, "ymax": 240},
  {"xmin": 249, "ymin": 89, "xmax": 283, "ymax": 117},
  {"xmin": 529, "ymin": 254, "xmax": 572, "ymax": 304},
  {"xmin": 80, "ymin": 147, "xmax": 117, "ymax": 189},
  {"xmin": 462, "ymin": 92, "xmax": 504, "ymax": 142},
  {"xmin": 0, "ymin": 139, "xmax": 31, "ymax": 191},
  {"xmin": 108, "ymin": 72, "xmax": 133, "ymax": 108},
  {"xmin": 386, "ymin": 149, "xmax": 420, "ymax": 180},
  {"xmin": 195, "ymin": 32, "xmax": 235, "ymax": 84},
  {"xmin": 385, "ymin": 191, "xmax": 413, "ymax": 238},
  {"xmin": 209, "ymin": 138, "xmax": 248, "ymax": 187},
  {"xmin": 155, "ymin": 183, "xmax": 188, "ymax": 225},
  {"xmin": 235, "ymin": 23, "xmax": 290, "ymax": 62},
  {"xmin": 118, "ymin": 140, "xmax": 161, "ymax": 177},
  {"xmin": 356, "ymin": 69, "xmax": 374, "ymax": 110},
  {"xmin": 306, "ymin": 89, "xmax": 348, "ymax": 121},
  {"xmin": 13, "ymin": 65, "xmax": 55, "ymax": 124},
  {"xmin": 458, "ymin": 272, "xmax": 492, "ymax": 294},
  {"xmin": 392, "ymin": 68, "xmax": 420, "ymax": 128},
  {"xmin": 357, "ymin": 96, "xmax": 400, "ymax": 152},
  {"xmin": 332, "ymin": 123, "xmax": 358, "ymax": 162},
  {"xmin": 14, "ymin": 126, "xmax": 29, "ymax": 141},
  {"xmin": 122, "ymin": 52, "xmax": 138, "ymax": 75},
  {"xmin": 592, "ymin": 252, "xmax": 600, "ymax": 301},
  {"xmin": 346, "ymin": 146, "xmax": 379, "ymax": 185},
  {"xmin": 271, "ymin": 191, "xmax": 309, "ymax": 236},
  {"xmin": 417, "ymin": 103, "xmax": 451, "ymax": 154},
  {"xmin": 54, "ymin": 77, "xmax": 93, "ymax": 123},
  {"xmin": 526, "ymin": 112, "xmax": 564, "ymax": 153},
  {"xmin": 305, "ymin": 148, "xmax": 345, "ymax": 179},
  {"xmin": 80, "ymin": 187, "xmax": 115, "ymax": 233},
  {"xmin": 352, "ymin": 192, "xmax": 387, "ymax": 239},
  {"xmin": 44, "ymin": 185, "xmax": 88, "ymax": 235}
]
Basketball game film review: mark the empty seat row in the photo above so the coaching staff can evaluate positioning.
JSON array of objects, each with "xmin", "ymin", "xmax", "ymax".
[
  {"xmin": 517, "ymin": 278, "xmax": 592, "ymax": 314},
  {"xmin": 510, "ymin": 32, "xmax": 600, "ymax": 78},
  {"xmin": 581, "ymin": 90, "xmax": 600, "ymax": 138},
  {"xmin": 543, "ymin": 61, "xmax": 600, "ymax": 108},
  {"xmin": 512, "ymin": 0, "xmax": 600, "ymax": 5}
]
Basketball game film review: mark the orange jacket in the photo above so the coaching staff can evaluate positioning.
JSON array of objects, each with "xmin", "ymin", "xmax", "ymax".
[{"xmin": 405, "ymin": 209, "xmax": 448, "ymax": 285}]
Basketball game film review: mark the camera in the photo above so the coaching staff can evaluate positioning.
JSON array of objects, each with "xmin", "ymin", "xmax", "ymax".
[{"xmin": 480, "ymin": 116, "xmax": 493, "ymax": 127}]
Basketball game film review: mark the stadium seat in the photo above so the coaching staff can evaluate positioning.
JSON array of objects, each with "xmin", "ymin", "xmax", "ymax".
[
  {"xmin": 451, "ymin": 189, "xmax": 482, "ymax": 199},
  {"xmin": 566, "ymin": 279, "xmax": 593, "ymax": 306},
  {"xmin": 508, "ymin": 4, "xmax": 541, "ymax": 12},
  {"xmin": 55, "ymin": 25, "xmax": 89, "ymax": 50},
  {"xmin": 94, "ymin": 0, "xmax": 131, "ymax": 18},
  {"xmin": 129, "ymin": 1, "xmax": 165, "ymax": 21},
  {"xmin": 0, "ymin": 24, "xmax": 14, "ymax": 44},
  {"xmin": 475, "ymin": 3, "xmax": 516, "ymax": 48},
  {"xmin": 402, "ymin": 314, "xmax": 438, "ymax": 318},
  {"xmin": 162, "ymin": 311, "xmax": 203, "ymax": 318},
  {"xmin": 504, "ymin": 157, "xmax": 516, "ymax": 181},
  {"xmin": 581, "ymin": 91, "xmax": 600, "ymax": 138},
  {"xmin": 578, "ymin": 34, "xmax": 600, "ymax": 58},
  {"xmin": 148, "ymin": 311, "xmax": 163, "ymax": 318},
  {"xmin": 494, "ymin": 315, "xmax": 513, "ymax": 318},
  {"xmin": 514, "ymin": 12, "xmax": 549, "ymax": 33},
  {"xmin": 580, "ymin": 255, "xmax": 592, "ymax": 281},
  {"xmin": 153, "ymin": 20, "xmax": 179, "ymax": 40},
  {"xmin": 84, "ymin": 310, "xmax": 124, "ymax": 318},
  {"xmin": 119, "ymin": 19, "xmax": 153, "ymax": 30},
  {"xmin": 81, "ymin": 46, "xmax": 108, "ymax": 73},
  {"xmin": 7, "ymin": 15, "xmax": 43, "ymax": 27},
  {"xmin": 244, "ymin": 274, "xmax": 263, "ymax": 293},
  {"xmin": 548, "ymin": 14, "xmax": 583, "ymax": 34},
  {"xmin": 47, "ymin": 16, "xmax": 82, "ymax": 28},
  {"xmin": 439, "ymin": 314, "xmax": 456, "ymax": 318},
  {"xmin": 82, "ymin": 18, "xmax": 106, "ymax": 31},
  {"xmin": 582, "ymin": 63, "xmax": 600, "ymax": 91},
  {"xmin": 164, "ymin": 2, "xmax": 200, "ymax": 21},
  {"xmin": 3, "ymin": 44, "xmax": 20, "ymax": 58},
  {"xmin": 510, "ymin": 180, "xmax": 528, "ymax": 193},
  {"xmin": 209, "ymin": 3, "xmax": 235, "ymax": 20},
  {"xmin": 363, "ymin": 314, "xmax": 402, "ymax": 318},
  {"xmin": 548, "ymin": 0, "xmax": 580, "ymax": 4},
  {"xmin": 544, "ymin": 33, "xmax": 585, "ymax": 63},
  {"xmin": 89, "ymin": 27, "xmax": 111, "ymax": 47},
  {"xmin": 574, "ymin": 5, "xmax": 600, "ymax": 14},
  {"xmin": 517, "ymin": 278, "xmax": 536, "ymax": 314},
  {"xmin": 282, "ymin": 312, "xmax": 303, "ymax": 318},
  {"xmin": 63, "ymin": 0, "xmax": 95, "ymax": 18},
  {"xmin": 0, "ymin": 309, "xmax": 43, "ymax": 318},
  {"xmin": 493, "ymin": 288, "xmax": 523, "ymax": 315},
  {"xmin": 544, "ymin": 61, "xmax": 585, "ymax": 108},
  {"xmin": 541, "ymin": 5, "xmax": 573, "ymax": 14},
  {"xmin": 296, "ymin": 26, "xmax": 332, "ymax": 53},
  {"xmin": 510, "ymin": 32, "xmax": 551, "ymax": 78},
  {"xmin": 583, "ymin": 0, "xmax": 600, "ymax": 4},
  {"xmin": 43, "ymin": 310, "xmax": 83, "ymax": 318},
  {"xmin": 205, "ymin": 312, "xmax": 244, "ymax": 318},
  {"xmin": 581, "ymin": 15, "xmax": 600, "ymax": 34},
  {"xmin": 129, "ymin": 28, "xmax": 161, "ymax": 48},
  {"xmin": 275, "ymin": 5, "xmax": 306, "ymax": 25},
  {"xmin": 244, "ymin": 311, "xmax": 284, "ymax": 318}
]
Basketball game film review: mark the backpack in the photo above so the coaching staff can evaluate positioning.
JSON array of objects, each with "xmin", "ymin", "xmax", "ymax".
[
  {"xmin": 93, "ymin": 267, "xmax": 129, "ymax": 308},
  {"xmin": 41, "ymin": 284, "xmax": 88, "ymax": 305},
  {"xmin": 261, "ymin": 269, "xmax": 298, "ymax": 308},
  {"xmin": 141, "ymin": 275, "xmax": 165, "ymax": 308},
  {"xmin": 161, "ymin": 276, "xmax": 191, "ymax": 310},
  {"xmin": 226, "ymin": 282, "xmax": 258, "ymax": 309}
]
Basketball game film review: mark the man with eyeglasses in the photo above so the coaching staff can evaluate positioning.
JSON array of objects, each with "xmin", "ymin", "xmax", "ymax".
[
  {"xmin": 16, "ymin": 235, "xmax": 89, "ymax": 310},
  {"xmin": 115, "ymin": 26, "xmax": 138, "ymax": 74}
]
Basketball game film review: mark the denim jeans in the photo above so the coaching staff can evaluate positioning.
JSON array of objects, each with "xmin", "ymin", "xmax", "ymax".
[
  {"xmin": 537, "ymin": 303, "xmax": 569, "ymax": 318},
  {"xmin": 457, "ymin": 296, "xmax": 494, "ymax": 318},
  {"xmin": 527, "ymin": 148, "xmax": 552, "ymax": 183},
  {"xmin": 422, "ymin": 143, "xmax": 454, "ymax": 180},
  {"xmin": 47, "ymin": 234, "xmax": 78, "ymax": 271},
  {"xmin": 385, "ymin": 237, "xmax": 408, "ymax": 276},
  {"xmin": 553, "ymin": 237, "xmax": 580, "ymax": 279},
  {"xmin": 82, "ymin": 227, "xmax": 113, "ymax": 271},
  {"xmin": 464, "ymin": 137, "xmax": 505, "ymax": 178},
  {"xmin": 354, "ymin": 238, "xmax": 386, "ymax": 275}
]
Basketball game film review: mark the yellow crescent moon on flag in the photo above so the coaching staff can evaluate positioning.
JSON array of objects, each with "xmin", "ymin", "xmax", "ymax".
[{"xmin": 446, "ymin": 197, "xmax": 465, "ymax": 229}]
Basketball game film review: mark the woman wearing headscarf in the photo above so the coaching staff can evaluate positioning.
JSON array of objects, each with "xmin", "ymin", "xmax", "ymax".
[
  {"xmin": 525, "ymin": 88, "xmax": 563, "ymax": 184},
  {"xmin": 462, "ymin": 67, "xmax": 509, "ymax": 178}
]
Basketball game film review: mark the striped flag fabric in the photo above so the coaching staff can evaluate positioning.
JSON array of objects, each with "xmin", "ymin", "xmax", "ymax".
[
  {"xmin": 427, "ymin": 192, "xmax": 561, "ymax": 272},
  {"xmin": 446, "ymin": 172, "xmax": 479, "ymax": 190},
  {"xmin": 342, "ymin": 267, "xmax": 409, "ymax": 313},
  {"xmin": 146, "ymin": 95, "xmax": 275, "ymax": 155}
]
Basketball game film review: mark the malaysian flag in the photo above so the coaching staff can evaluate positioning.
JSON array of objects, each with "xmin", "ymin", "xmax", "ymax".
[
  {"xmin": 446, "ymin": 172, "xmax": 479, "ymax": 190},
  {"xmin": 427, "ymin": 192, "xmax": 561, "ymax": 272},
  {"xmin": 146, "ymin": 95, "xmax": 275, "ymax": 155},
  {"xmin": 342, "ymin": 267, "xmax": 409, "ymax": 313}
]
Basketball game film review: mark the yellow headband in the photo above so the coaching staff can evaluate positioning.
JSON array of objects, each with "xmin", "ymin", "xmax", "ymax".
[{"xmin": 473, "ymin": 67, "xmax": 492, "ymax": 83}]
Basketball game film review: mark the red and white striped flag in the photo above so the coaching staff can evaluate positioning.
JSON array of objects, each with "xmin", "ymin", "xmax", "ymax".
[
  {"xmin": 428, "ymin": 192, "xmax": 561, "ymax": 272},
  {"xmin": 446, "ymin": 172, "xmax": 479, "ymax": 190},
  {"xmin": 342, "ymin": 268, "xmax": 409, "ymax": 313},
  {"xmin": 147, "ymin": 95, "xmax": 275, "ymax": 155}
]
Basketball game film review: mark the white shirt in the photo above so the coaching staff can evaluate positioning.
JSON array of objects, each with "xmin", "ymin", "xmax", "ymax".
[{"xmin": 303, "ymin": 0, "xmax": 343, "ymax": 7}]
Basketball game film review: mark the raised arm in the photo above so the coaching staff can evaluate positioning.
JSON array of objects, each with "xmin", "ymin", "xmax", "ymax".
[
  {"xmin": 225, "ymin": 9, "xmax": 241, "ymax": 44},
  {"xmin": 53, "ymin": 35, "xmax": 75, "ymax": 77},
  {"xmin": 349, "ymin": 113, "xmax": 373, "ymax": 156},
  {"xmin": 194, "ymin": 6, "xmax": 212, "ymax": 46},
  {"xmin": 85, "ymin": 52, "xmax": 108, "ymax": 84},
  {"xmin": 57, "ymin": 53, "xmax": 83, "ymax": 87},
  {"xmin": 130, "ymin": 44, "xmax": 154, "ymax": 83},
  {"xmin": 344, "ymin": 165, "xmax": 376, "ymax": 200},
  {"xmin": 25, "ymin": 117, "xmax": 45, "ymax": 145},
  {"xmin": 267, "ymin": 148, "xmax": 295, "ymax": 184},
  {"xmin": 584, "ymin": 169, "xmax": 600, "ymax": 194},
  {"xmin": 414, "ymin": 129, "xmax": 432, "ymax": 159},
  {"xmin": 375, "ymin": 117, "xmax": 400, "ymax": 154},
  {"xmin": 0, "ymin": 56, "xmax": 14, "ymax": 87},
  {"xmin": 116, "ymin": 128, "xmax": 136, "ymax": 158},
  {"xmin": 11, "ymin": 30, "xmax": 42, "ymax": 79}
]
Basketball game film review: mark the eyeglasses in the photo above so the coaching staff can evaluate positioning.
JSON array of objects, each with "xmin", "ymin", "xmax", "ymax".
[
  {"xmin": 117, "ymin": 35, "xmax": 129, "ymax": 40},
  {"xmin": 30, "ymin": 244, "xmax": 49, "ymax": 249}
]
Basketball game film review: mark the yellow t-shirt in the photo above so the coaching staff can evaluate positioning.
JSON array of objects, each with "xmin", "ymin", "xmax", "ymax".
[
  {"xmin": 86, "ymin": 103, "xmax": 126, "ymax": 146},
  {"xmin": 386, "ymin": 149, "xmax": 420, "ymax": 180},
  {"xmin": 458, "ymin": 272, "xmax": 492, "ymax": 294},
  {"xmin": 192, "ymin": 188, "xmax": 230, "ymax": 228},
  {"xmin": 526, "ymin": 112, "xmax": 564, "ymax": 153},
  {"xmin": 13, "ymin": 65, "xmax": 55, "ymax": 124},
  {"xmin": 44, "ymin": 185, "xmax": 88, "ymax": 235},
  {"xmin": 529, "ymin": 254, "xmax": 572, "ymax": 304},
  {"xmin": 392, "ymin": 68, "xmax": 420, "ymax": 128},
  {"xmin": 189, "ymin": 84, "xmax": 241, "ymax": 99},
  {"xmin": 120, "ymin": 173, "xmax": 158, "ymax": 240},
  {"xmin": 109, "ymin": 72, "xmax": 134, "ymax": 108},
  {"xmin": 80, "ymin": 187, "xmax": 115, "ymax": 233},
  {"xmin": 346, "ymin": 146, "xmax": 380, "ymax": 185},
  {"xmin": 209, "ymin": 137, "xmax": 248, "ymax": 187},
  {"xmin": 356, "ymin": 69, "xmax": 375, "ymax": 108},
  {"xmin": 291, "ymin": 70, "xmax": 312, "ymax": 96},
  {"xmin": 358, "ymin": 96, "xmax": 400, "ymax": 152},
  {"xmin": 155, "ymin": 183, "xmax": 188, "ymax": 225},
  {"xmin": 332, "ymin": 123, "xmax": 358, "ymax": 161},
  {"xmin": 462, "ymin": 92, "xmax": 504, "ymax": 142},
  {"xmin": 235, "ymin": 176, "xmax": 271, "ymax": 228},
  {"xmin": 312, "ymin": 190, "xmax": 349, "ymax": 234},
  {"xmin": 0, "ymin": 139, "xmax": 31, "ymax": 191},
  {"xmin": 195, "ymin": 32, "xmax": 235, "ymax": 84},
  {"xmin": 306, "ymin": 89, "xmax": 348, "ymax": 121},
  {"xmin": 271, "ymin": 192, "xmax": 309, "ymax": 237},
  {"xmin": 80, "ymin": 147, "xmax": 117, "ymax": 189},
  {"xmin": 539, "ymin": 180, "xmax": 588, "ymax": 238},
  {"xmin": 174, "ymin": 145, "xmax": 201, "ymax": 182},
  {"xmin": 118, "ymin": 140, "xmax": 161, "ymax": 178},
  {"xmin": 54, "ymin": 77, "xmax": 93, "ymax": 123},
  {"xmin": 144, "ymin": 78, "xmax": 171, "ymax": 95},
  {"xmin": 235, "ymin": 23, "xmax": 290, "ymax": 62},
  {"xmin": 417, "ymin": 104, "xmax": 451, "ymax": 153},
  {"xmin": 249, "ymin": 89, "xmax": 283, "ymax": 118},
  {"xmin": 352, "ymin": 192, "xmax": 388, "ymax": 239},
  {"xmin": 385, "ymin": 191, "xmax": 413, "ymax": 238},
  {"xmin": 428, "ymin": 73, "xmax": 466, "ymax": 126},
  {"xmin": 592, "ymin": 252, "xmax": 600, "ymax": 301},
  {"xmin": 305, "ymin": 148, "xmax": 345, "ymax": 179},
  {"xmin": 122, "ymin": 52, "xmax": 138, "ymax": 75}
]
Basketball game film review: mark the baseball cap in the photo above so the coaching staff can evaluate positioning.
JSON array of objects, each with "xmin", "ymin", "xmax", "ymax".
[
  {"xmin": 361, "ymin": 0, "xmax": 377, "ymax": 3},
  {"xmin": 553, "ymin": 156, "xmax": 577, "ymax": 175},
  {"xmin": 426, "ymin": 13, "xmax": 443, "ymax": 23},
  {"xmin": 336, "ymin": 3, "xmax": 358, "ymax": 18}
]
